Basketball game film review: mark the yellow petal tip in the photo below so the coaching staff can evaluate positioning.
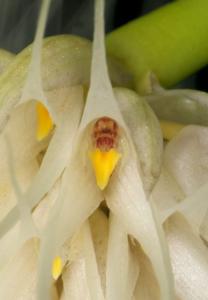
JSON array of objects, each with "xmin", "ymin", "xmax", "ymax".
[
  {"xmin": 36, "ymin": 102, "xmax": 53, "ymax": 141},
  {"xmin": 52, "ymin": 256, "xmax": 63, "ymax": 280},
  {"xmin": 90, "ymin": 148, "xmax": 121, "ymax": 190}
]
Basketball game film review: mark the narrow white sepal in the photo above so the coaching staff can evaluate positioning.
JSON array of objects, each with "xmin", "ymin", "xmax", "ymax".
[
  {"xmin": 79, "ymin": 0, "xmax": 126, "ymax": 132},
  {"xmin": 20, "ymin": 0, "xmax": 52, "ymax": 115}
]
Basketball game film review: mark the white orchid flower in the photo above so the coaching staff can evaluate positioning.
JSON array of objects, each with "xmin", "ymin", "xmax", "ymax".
[{"xmin": 0, "ymin": 0, "xmax": 207, "ymax": 300}]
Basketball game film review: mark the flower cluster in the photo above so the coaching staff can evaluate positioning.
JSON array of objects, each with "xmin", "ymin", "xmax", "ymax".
[{"xmin": 0, "ymin": 0, "xmax": 207, "ymax": 300}]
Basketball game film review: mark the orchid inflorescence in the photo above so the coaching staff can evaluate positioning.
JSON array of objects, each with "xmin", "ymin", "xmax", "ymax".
[{"xmin": 0, "ymin": 0, "xmax": 207, "ymax": 299}]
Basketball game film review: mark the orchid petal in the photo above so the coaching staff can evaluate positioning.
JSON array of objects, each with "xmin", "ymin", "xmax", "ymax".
[
  {"xmin": 114, "ymin": 87, "xmax": 163, "ymax": 193},
  {"xmin": 161, "ymin": 182, "xmax": 208, "ymax": 238},
  {"xmin": 164, "ymin": 125, "xmax": 208, "ymax": 196},
  {"xmin": 146, "ymin": 86, "xmax": 208, "ymax": 126},
  {"xmin": 151, "ymin": 167, "xmax": 184, "ymax": 222},
  {"xmin": 106, "ymin": 213, "xmax": 139, "ymax": 300},
  {"xmin": 106, "ymin": 159, "xmax": 174, "ymax": 300},
  {"xmin": 157, "ymin": 126, "xmax": 208, "ymax": 239},
  {"xmin": 0, "ymin": 86, "xmax": 84, "ymax": 239},
  {"xmin": 165, "ymin": 214, "xmax": 208, "ymax": 300}
]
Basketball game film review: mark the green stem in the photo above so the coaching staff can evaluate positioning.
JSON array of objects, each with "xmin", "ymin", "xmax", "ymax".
[{"xmin": 106, "ymin": 0, "xmax": 208, "ymax": 92}]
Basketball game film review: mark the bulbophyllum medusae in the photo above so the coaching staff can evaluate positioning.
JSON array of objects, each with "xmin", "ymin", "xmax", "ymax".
[{"xmin": 0, "ymin": 0, "xmax": 207, "ymax": 300}]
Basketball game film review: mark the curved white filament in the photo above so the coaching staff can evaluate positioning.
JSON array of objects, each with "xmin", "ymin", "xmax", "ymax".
[{"xmin": 20, "ymin": 0, "xmax": 52, "ymax": 112}]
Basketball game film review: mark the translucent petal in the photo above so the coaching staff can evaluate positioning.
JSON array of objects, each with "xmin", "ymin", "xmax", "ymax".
[
  {"xmin": 114, "ymin": 87, "xmax": 163, "ymax": 193},
  {"xmin": 161, "ymin": 182, "xmax": 208, "ymax": 236},
  {"xmin": 164, "ymin": 125, "xmax": 208, "ymax": 196},
  {"xmin": 0, "ymin": 86, "xmax": 84, "ymax": 239},
  {"xmin": 151, "ymin": 167, "xmax": 184, "ymax": 222},
  {"xmin": 106, "ymin": 158, "xmax": 174, "ymax": 300},
  {"xmin": 146, "ymin": 87, "xmax": 208, "ymax": 126},
  {"xmin": 106, "ymin": 213, "xmax": 139, "ymax": 300},
  {"xmin": 156, "ymin": 126, "xmax": 208, "ymax": 238},
  {"xmin": 165, "ymin": 214, "xmax": 208, "ymax": 300}
]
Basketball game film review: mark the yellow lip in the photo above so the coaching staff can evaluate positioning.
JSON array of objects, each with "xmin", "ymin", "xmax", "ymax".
[
  {"xmin": 52, "ymin": 256, "xmax": 63, "ymax": 280},
  {"xmin": 89, "ymin": 148, "xmax": 121, "ymax": 190},
  {"xmin": 36, "ymin": 102, "xmax": 53, "ymax": 141}
]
